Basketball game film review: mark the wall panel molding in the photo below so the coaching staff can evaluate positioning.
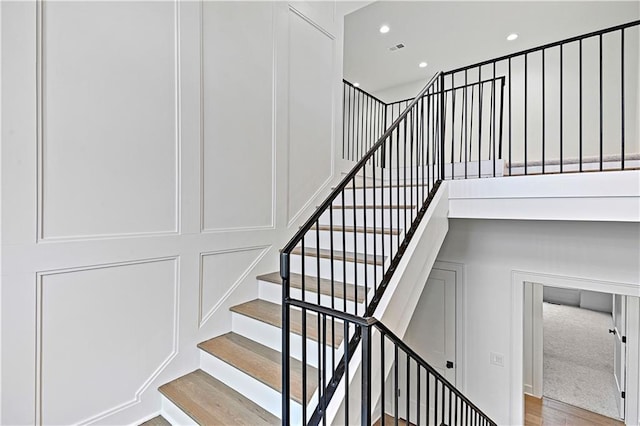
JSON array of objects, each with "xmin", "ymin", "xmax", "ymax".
[
  {"xmin": 199, "ymin": 1, "xmax": 276, "ymax": 233},
  {"xmin": 36, "ymin": 0, "xmax": 181, "ymax": 242},
  {"xmin": 34, "ymin": 256, "xmax": 180, "ymax": 425},
  {"xmin": 198, "ymin": 245, "xmax": 271, "ymax": 327}
]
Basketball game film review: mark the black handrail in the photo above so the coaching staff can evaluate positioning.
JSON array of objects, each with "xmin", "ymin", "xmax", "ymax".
[{"xmin": 286, "ymin": 300, "xmax": 497, "ymax": 426}]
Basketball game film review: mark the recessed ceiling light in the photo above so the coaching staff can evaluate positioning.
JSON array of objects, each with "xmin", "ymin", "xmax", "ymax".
[
  {"xmin": 353, "ymin": 82, "xmax": 360, "ymax": 88},
  {"xmin": 419, "ymin": 62, "xmax": 428, "ymax": 68},
  {"xmin": 379, "ymin": 25, "xmax": 390, "ymax": 34},
  {"xmin": 507, "ymin": 33, "xmax": 518, "ymax": 41}
]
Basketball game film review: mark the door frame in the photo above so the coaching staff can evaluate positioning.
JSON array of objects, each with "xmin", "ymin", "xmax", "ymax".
[{"xmin": 510, "ymin": 270, "xmax": 640, "ymax": 426}]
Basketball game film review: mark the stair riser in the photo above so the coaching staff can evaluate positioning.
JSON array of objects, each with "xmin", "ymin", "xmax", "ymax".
[
  {"xmin": 231, "ymin": 311, "xmax": 345, "ymax": 369},
  {"xmin": 290, "ymin": 254, "xmax": 384, "ymax": 287},
  {"xmin": 319, "ymin": 208, "xmax": 418, "ymax": 228},
  {"xmin": 161, "ymin": 395, "xmax": 198, "ymax": 426},
  {"xmin": 303, "ymin": 230, "xmax": 398, "ymax": 257},
  {"xmin": 199, "ymin": 351, "xmax": 303, "ymax": 423},
  {"xmin": 258, "ymin": 280, "xmax": 362, "ymax": 313}
]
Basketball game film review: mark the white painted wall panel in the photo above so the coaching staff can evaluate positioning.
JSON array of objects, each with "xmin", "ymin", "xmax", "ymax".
[
  {"xmin": 41, "ymin": 2, "xmax": 178, "ymax": 239},
  {"xmin": 201, "ymin": 2, "xmax": 274, "ymax": 231},
  {"xmin": 38, "ymin": 259, "xmax": 177, "ymax": 425},
  {"xmin": 199, "ymin": 246, "xmax": 269, "ymax": 326},
  {"xmin": 1, "ymin": 1, "xmax": 345, "ymax": 424},
  {"xmin": 287, "ymin": 10, "xmax": 335, "ymax": 223}
]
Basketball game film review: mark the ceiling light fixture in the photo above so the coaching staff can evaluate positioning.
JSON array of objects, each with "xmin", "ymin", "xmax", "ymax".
[
  {"xmin": 353, "ymin": 82, "xmax": 360, "ymax": 88},
  {"xmin": 379, "ymin": 25, "xmax": 390, "ymax": 34},
  {"xmin": 419, "ymin": 62, "xmax": 428, "ymax": 68},
  {"xmin": 507, "ymin": 33, "xmax": 518, "ymax": 41}
]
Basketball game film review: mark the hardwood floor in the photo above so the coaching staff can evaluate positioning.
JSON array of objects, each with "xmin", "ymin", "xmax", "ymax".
[{"xmin": 525, "ymin": 394, "xmax": 624, "ymax": 426}]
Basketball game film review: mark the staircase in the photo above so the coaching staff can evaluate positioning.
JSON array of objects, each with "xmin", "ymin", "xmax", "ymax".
[
  {"xmin": 155, "ymin": 176, "xmax": 410, "ymax": 425},
  {"xmin": 151, "ymin": 19, "xmax": 639, "ymax": 426}
]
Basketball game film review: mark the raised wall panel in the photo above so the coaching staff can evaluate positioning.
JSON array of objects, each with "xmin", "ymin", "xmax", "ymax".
[
  {"xmin": 287, "ymin": 10, "xmax": 334, "ymax": 223},
  {"xmin": 199, "ymin": 246, "xmax": 270, "ymax": 326},
  {"xmin": 201, "ymin": 2, "xmax": 275, "ymax": 231},
  {"xmin": 40, "ymin": 2, "xmax": 178, "ymax": 240},
  {"xmin": 37, "ymin": 258, "xmax": 178, "ymax": 425}
]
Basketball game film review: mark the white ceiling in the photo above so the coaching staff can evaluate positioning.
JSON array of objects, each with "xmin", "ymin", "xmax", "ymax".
[{"xmin": 344, "ymin": 1, "xmax": 640, "ymax": 93}]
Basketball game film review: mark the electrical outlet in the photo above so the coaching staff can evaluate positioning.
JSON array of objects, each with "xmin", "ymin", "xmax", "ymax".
[{"xmin": 490, "ymin": 352, "xmax": 504, "ymax": 367}]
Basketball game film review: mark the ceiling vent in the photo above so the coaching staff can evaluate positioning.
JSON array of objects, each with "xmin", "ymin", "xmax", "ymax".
[{"xmin": 389, "ymin": 43, "xmax": 405, "ymax": 51}]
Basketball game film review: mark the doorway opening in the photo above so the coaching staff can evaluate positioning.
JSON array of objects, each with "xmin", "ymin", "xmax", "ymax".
[{"xmin": 524, "ymin": 282, "xmax": 635, "ymax": 422}]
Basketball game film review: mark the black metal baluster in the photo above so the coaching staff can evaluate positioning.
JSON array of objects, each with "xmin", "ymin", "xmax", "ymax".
[
  {"xmin": 448, "ymin": 387, "xmax": 452, "ymax": 426},
  {"xmin": 434, "ymin": 378, "xmax": 439, "ymax": 426},
  {"xmin": 452, "ymin": 80, "xmax": 456, "ymax": 179},
  {"xmin": 542, "ymin": 49, "xmax": 546, "ymax": 174},
  {"xmin": 352, "ymin": 89, "xmax": 357, "ymax": 161},
  {"xmin": 362, "ymin": 324, "xmax": 372, "ymax": 426},
  {"xmin": 362, "ymin": 165, "xmax": 368, "ymax": 311},
  {"xmin": 341, "ymin": 191, "xmax": 347, "ymax": 314},
  {"xmin": 352, "ymin": 177, "xmax": 357, "ymax": 316},
  {"xmin": 381, "ymin": 331, "xmax": 386, "ymax": 426},
  {"xmin": 406, "ymin": 355, "xmax": 411, "ymax": 425},
  {"xmin": 403, "ymin": 114, "xmax": 407, "ymax": 235},
  {"xmin": 301, "ymin": 304, "xmax": 307, "ymax": 423},
  {"xmin": 322, "ymin": 313, "xmax": 327, "ymax": 426},
  {"xmin": 508, "ymin": 58, "xmax": 512, "ymax": 176},
  {"xmin": 599, "ymin": 34, "xmax": 603, "ymax": 171},
  {"xmin": 621, "ymin": 29, "xmax": 625, "ymax": 170},
  {"xmin": 580, "ymin": 40, "xmax": 583, "ymax": 171},
  {"xmin": 373, "ymin": 155, "xmax": 378, "ymax": 293},
  {"xmin": 492, "ymin": 62, "xmax": 497, "ymax": 176},
  {"xmin": 329, "ymin": 205, "xmax": 335, "ymax": 372},
  {"xmin": 426, "ymin": 371, "xmax": 430, "ymax": 426},
  {"xmin": 524, "ymin": 54, "xmax": 528, "ymax": 175},
  {"xmin": 478, "ymin": 78, "xmax": 483, "ymax": 178},
  {"xmin": 465, "ymin": 70, "xmax": 469, "ymax": 178},
  {"xmin": 344, "ymin": 320, "xmax": 349, "ymax": 425},
  {"xmin": 469, "ymin": 84, "xmax": 475, "ymax": 168},
  {"xmin": 560, "ymin": 44, "xmax": 563, "ymax": 173},
  {"xmin": 441, "ymin": 381, "xmax": 445, "ymax": 426},
  {"xmin": 396, "ymin": 125, "xmax": 400, "ymax": 245},
  {"xmin": 394, "ymin": 343, "xmax": 399, "ymax": 426},
  {"xmin": 343, "ymin": 84, "xmax": 347, "ymax": 160},
  {"xmin": 416, "ymin": 365, "xmax": 421, "ymax": 426}
]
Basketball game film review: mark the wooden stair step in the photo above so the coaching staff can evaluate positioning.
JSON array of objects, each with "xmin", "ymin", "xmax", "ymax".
[
  {"xmin": 139, "ymin": 415, "xmax": 171, "ymax": 426},
  {"xmin": 158, "ymin": 369, "xmax": 279, "ymax": 425},
  {"xmin": 230, "ymin": 299, "xmax": 344, "ymax": 348},
  {"xmin": 311, "ymin": 224, "xmax": 400, "ymax": 236},
  {"xmin": 291, "ymin": 247, "xmax": 385, "ymax": 266},
  {"xmin": 258, "ymin": 271, "xmax": 366, "ymax": 303},
  {"xmin": 198, "ymin": 332, "xmax": 317, "ymax": 405}
]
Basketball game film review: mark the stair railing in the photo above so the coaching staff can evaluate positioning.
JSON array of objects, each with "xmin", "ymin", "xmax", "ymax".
[
  {"xmin": 281, "ymin": 72, "xmax": 454, "ymax": 424},
  {"xmin": 442, "ymin": 20, "xmax": 640, "ymax": 176},
  {"xmin": 344, "ymin": 76, "xmax": 507, "ymax": 178}
]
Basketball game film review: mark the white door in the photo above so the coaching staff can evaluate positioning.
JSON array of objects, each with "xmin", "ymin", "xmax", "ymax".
[
  {"xmin": 392, "ymin": 268, "xmax": 457, "ymax": 422},
  {"xmin": 613, "ymin": 294, "xmax": 627, "ymax": 419},
  {"xmin": 416, "ymin": 268, "xmax": 457, "ymax": 382}
]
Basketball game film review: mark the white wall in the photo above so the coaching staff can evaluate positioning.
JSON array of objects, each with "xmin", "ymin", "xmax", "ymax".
[
  {"xmin": 1, "ymin": 1, "xmax": 346, "ymax": 424},
  {"xmin": 435, "ymin": 219, "xmax": 640, "ymax": 425}
]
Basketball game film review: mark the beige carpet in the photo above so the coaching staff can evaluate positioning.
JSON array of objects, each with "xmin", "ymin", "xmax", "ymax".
[{"xmin": 543, "ymin": 302, "xmax": 621, "ymax": 420}]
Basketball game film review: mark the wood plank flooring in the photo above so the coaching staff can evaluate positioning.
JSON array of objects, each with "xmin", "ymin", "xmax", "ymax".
[
  {"xmin": 524, "ymin": 394, "xmax": 624, "ymax": 426},
  {"xmin": 258, "ymin": 271, "xmax": 365, "ymax": 303}
]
